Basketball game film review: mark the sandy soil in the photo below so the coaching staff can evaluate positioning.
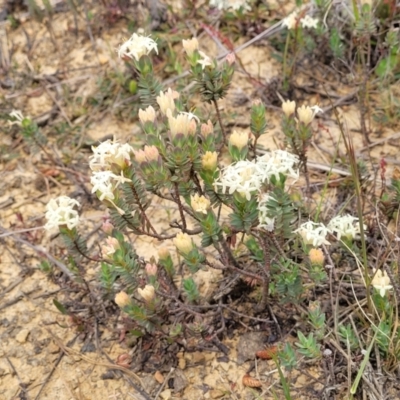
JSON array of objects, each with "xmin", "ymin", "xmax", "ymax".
[{"xmin": 2, "ymin": 1, "xmax": 400, "ymax": 399}]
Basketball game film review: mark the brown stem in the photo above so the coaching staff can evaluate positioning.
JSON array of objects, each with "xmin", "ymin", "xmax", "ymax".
[
  {"xmin": 173, "ymin": 182, "xmax": 187, "ymax": 231},
  {"xmin": 72, "ymin": 239, "xmax": 105, "ymax": 263},
  {"xmin": 212, "ymin": 98, "xmax": 227, "ymax": 145},
  {"xmin": 258, "ymin": 234, "xmax": 271, "ymax": 310},
  {"xmin": 300, "ymin": 149, "xmax": 310, "ymax": 198},
  {"xmin": 129, "ymin": 183, "xmax": 158, "ymax": 235}
]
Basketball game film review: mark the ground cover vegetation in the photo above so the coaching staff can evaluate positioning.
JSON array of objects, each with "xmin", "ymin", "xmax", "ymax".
[{"xmin": 2, "ymin": 0, "xmax": 400, "ymax": 398}]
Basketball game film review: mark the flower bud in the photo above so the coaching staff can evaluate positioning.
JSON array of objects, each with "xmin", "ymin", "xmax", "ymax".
[
  {"xmin": 158, "ymin": 247, "xmax": 171, "ymax": 260},
  {"xmin": 145, "ymin": 263, "xmax": 158, "ymax": 276},
  {"xmin": 282, "ymin": 100, "xmax": 296, "ymax": 117},
  {"xmin": 309, "ymin": 248, "xmax": 324, "ymax": 266},
  {"xmin": 138, "ymin": 105, "xmax": 156, "ymax": 124},
  {"xmin": 102, "ymin": 220, "xmax": 114, "ymax": 235},
  {"xmin": 182, "ymin": 37, "xmax": 199, "ymax": 57},
  {"xmin": 101, "ymin": 237, "xmax": 120, "ymax": 258},
  {"xmin": 201, "ymin": 151, "xmax": 218, "ymax": 171},
  {"xmin": 297, "ymin": 105, "xmax": 314, "ymax": 125},
  {"xmin": 201, "ymin": 120, "xmax": 213, "ymax": 137},
  {"xmin": 168, "ymin": 112, "xmax": 197, "ymax": 137},
  {"xmin": 134, "ymin": 149, "xmax": 147, "ymax": 164},
  {"xmin": 115, "ymin": 291, "xmax": 131, "ymax": 308},
  {"xmin": 138, "ymin": 284, "xmax": 155, "ymax": 302},
  {"xmin": 229, "ymin": 130, "xmax": 248, "ymax": 150},
  {"xmin": 143, "ymin": 145, "xmax": 160, "ymax": 162},
  {"xmin": 225, "ymin": 52, "xmax": 235, "ymax": 65},
  {"xmin": 191, "ymin": 194, "xmax": 211, "ymax": 214},
  {"xmin": 156, "ymin": 88, "xmax": 179, "ymax": 115},
  {"xmin": 173, "ymin": 232, "xmax": 193, "ymax": 254}
]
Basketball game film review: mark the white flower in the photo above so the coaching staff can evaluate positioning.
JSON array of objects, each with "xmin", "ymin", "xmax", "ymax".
[
  {"xmin": 256, "ymin": 150, "xmax": 299, "ymax": 182},
  {"xmin": 371, "ymin": 269, "xmax": 392, "ymax": 297},
  {"xmin": 300, "ymin": 15, "xmax": 319, "ymax": 29},
  {"xmin": 89, "ymin": 138, "xmax": 134, "ymax": 172},
  {"xmin": 257, "ymin": 193, "xmax": 275, "ymax": 231},
  {"xmin": 294, "ymin": 221, "xmax": 331, "ymax": 247},
  {"xmin": 328, "ymin": 214, "xmax": 366, "ymax": 241},
  {"xmin": 282, "ymin": 11, "xmax": 299, "ymax": 30},
  {"xmin": 118, "ymin": 33, "xmax": 158, "ymax": 61},
  {"xmin": 214, "ymin": 150, "xmax": 299, "ymax": 200},
  {"xmin": 9, "ymin": 110, "xmax": 25, "ymax": 126},
  {"xmin": 197, "ymin": 51, "xmax": 213, "ymax": 69},
  {"xmin": 283, "ymin": 10, "xmax": 319, "ymax": 30},
  {"xmin": 209, "ymin": 0, "xmax": 251, "ymax": 11},
  {"xmin": 214, "ymin": 160, "xmax": 263, "ymax": 201},
  {"xmin": 90, "ymin": 171, "xmax": 130, "ymax": 202},
  {"xmin": 44, "ymin": 196, "xmax": 80, "ymax": 231}
]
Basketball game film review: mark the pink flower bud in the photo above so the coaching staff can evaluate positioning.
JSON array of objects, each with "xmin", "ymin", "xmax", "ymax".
[
  {"xmin": 134, "ymin": 149, "xmax": 147, "ymax": 164},
  {"xmin": 143, "ymin": 145, "xmax": 160, "ymax": 162},
  {"xmin": 102, "ymin": 220, "xmax": 114, "ymax": 235},
  {"xmin": 201, "ymin": 120, "xmax": 213, "ymax": 137},
  {"xmin": 225, "ymin": 52, "xmax": 235, "ymax": 65},
  {"xmin": 145, "ymin": 263, "xmax": 158, "ymax": 276}
]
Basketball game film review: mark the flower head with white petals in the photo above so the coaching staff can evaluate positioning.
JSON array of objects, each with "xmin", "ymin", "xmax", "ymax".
[
  {"xmin": 295, "ymin": 221, "xmax": 331, "ymax": 247},
  {"xmin": 257, "ymin": 150, "xmax": 299, "ymax": 182},
  {"xmin": 118, "ymin": 33, "xmax": 158, "ymax": 61},
  {"xmin": 9, "ymin": 110, "xmax": 25, "ymax": 126},
  {"xmin": 328, "ymin": 214, "xmax": 366, "ymax": 241},
  {"xmin": 197, "ymin": 51, "xmax": 213, "ymax": 70},
  {"xmin": 371, "ymin": 269, "xmax": 392, "ymax": 297},
  {"xmin": 89, "ymin": 138, "xmax": 134, "ymax": 172},
  {"xmin": 214, "ymin": 150, "xmax": 299, "ymax": 201},
  {"xmin": 282, "ymin": 10, "xmax": 319, "ymax": 30},
  {"xmin": 282, "ymin": 11, "xmax": 299, "ymax": 30},
  {"xmin": 214, "ymin": 160, "xmax": 263, "ymax": 201},
  {"xmin": 301, "ymin": 15, "xmax": 319, "ymax": 29},
  {"xmin": 44, "ymin": 196, "xmax": 80, "ymax": 231}
]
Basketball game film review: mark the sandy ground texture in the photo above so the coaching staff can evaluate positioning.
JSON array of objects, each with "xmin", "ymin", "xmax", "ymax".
[{"xmin": 2, "ymin": 1, "xmax": 400, "ymax": 399}]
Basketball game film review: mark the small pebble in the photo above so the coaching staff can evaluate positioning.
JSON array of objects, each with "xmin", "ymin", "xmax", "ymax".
[{"xmin": 15, "ymin": 329, "xmax": 30, "ymax": 343}]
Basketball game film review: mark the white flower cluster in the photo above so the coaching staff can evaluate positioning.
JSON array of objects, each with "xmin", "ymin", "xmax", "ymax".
[
  {"xmin": 89, "ymin": 138, "xmax": 134, "ymax": 172},
  {"xmin": 89, "ymin": 138, "xmax": 133, "ymax": 205},
  {"xmin": 282, "ymin": 10, "xmax": 319, "ymax": 30},
  {"xmin": 9, "ymin": 110, "xmax": 25, "ymax": 126},
  {"xmin": 328, "ymin": 214, "xmax": 365, "ymax": 241},
  {"xmin": 117, "ymin": 33, "xmax": 158, "ymax": 61},
  {"xmin": 257, "ymin": 150, "xmax": 299, "ymax": 182},
  {"xmin": 214, "ymin": 150, "xmax": 299, "ymax": 201},
  {"xmin": 44, "ymin": 196, "xmax": 80, "ymax": 231},
  {"xmin": 294, "ymin": 221, "xmax": 331, "ymax": 247},
  {"xmin": 295, "ymin": 214, "xmax": 366, "ymax": 247},
  {"xmin": 257, "ymin": 193, "xmax": 275, "ymax": 231},
  {"xmin": 209, "ymin": 0, "xmax": 251, "ymax": 11}
]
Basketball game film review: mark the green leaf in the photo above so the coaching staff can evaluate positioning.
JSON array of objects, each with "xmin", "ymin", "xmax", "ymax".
[{"xmin": 53, "ymin": 299, "xmax": 68, "ymax": 315}]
